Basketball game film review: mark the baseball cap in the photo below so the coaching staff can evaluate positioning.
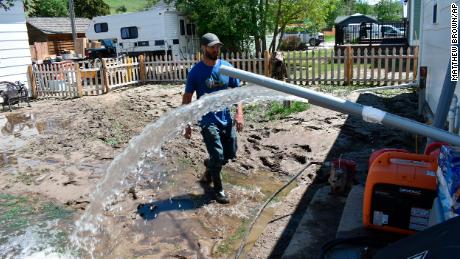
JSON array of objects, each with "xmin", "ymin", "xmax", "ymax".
[{"xmin": 200, "ymin": 33, "xmax": 223, "ymax": 47}]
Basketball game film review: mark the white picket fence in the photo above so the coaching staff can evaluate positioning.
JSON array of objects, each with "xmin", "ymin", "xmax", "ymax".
[
  {"xmin": 33, "ymin": 62, "xmax": 81, "ymax": 98},
  {"xmin": 29, "ymin": 47, "xmax": 418, "ymax": 98},
  {"xmin": 284, "ymin": 46, "xmax": 418, "ymax": 86}
]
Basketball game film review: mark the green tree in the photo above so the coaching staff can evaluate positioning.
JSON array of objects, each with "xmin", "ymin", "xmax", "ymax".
[
  {"xmin": 144, "ymin": 0, "xmax": 160, "ymax": 10},
  {"xmin": 374, "ymin": 0, "xmax": 403, "ymax": 22},
  {"xmin": 116, "ymin": 5, "xmax": 127, "ymax": 13},
  {"xmin": 174, "ymin": 0, "xmax": 257, "ymax": 52},
  {"xmin": 355, "ymin": 0, "xmax": 374, "ymax": 16},
  {"xmin": 28, "ymin": 0, "xmax": 67, "ymax": 17},
  {"xmin": 74, "ymin": 0, "xmax": 110, "ymax": 19},
  {"xmin": 324, "ymin": 0, "xmax": 342, "ymax": 29},
  {"xmin": 172, "ymin": 0, "xmax": 332, "ymax": 53},
  {"xmin": 268, "ymin": 0, "xmax": 330, "ymax": 52},
  {"xmin": 0, "ymin": 0, "xmax": 14, "ymax": 11},
  {"xmin": 324, "ymin": 0, "xmax": 376, "ymax": 30}
]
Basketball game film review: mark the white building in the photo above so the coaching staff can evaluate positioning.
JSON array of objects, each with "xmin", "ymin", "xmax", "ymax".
[
  {"xmin": 406, "ymin": 0, "xmax": 421, "ymax": 46},
  {"xmin": 417, "ymin": 0, "xmax": 460, "ymax": 114},
  {"xmin": 0, "ymin": 0, "xmax": 32, "ymax": 88}
]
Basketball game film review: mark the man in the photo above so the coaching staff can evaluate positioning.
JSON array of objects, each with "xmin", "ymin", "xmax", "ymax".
[{"xmin": 182, "ymin": 33, "xmax": 244, "ymax": 204}]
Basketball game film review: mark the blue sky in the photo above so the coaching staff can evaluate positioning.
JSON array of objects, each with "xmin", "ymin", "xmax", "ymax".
[
  {"xmin": 365, "ymin": 0, "xmax": 380, "ymax": 4},
  {"xmin": 364, "ymin": 0, "xmax": 405, "ymax": 5}
]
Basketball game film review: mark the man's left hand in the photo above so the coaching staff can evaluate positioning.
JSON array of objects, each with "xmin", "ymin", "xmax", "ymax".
[{"xmin": 235, "ymin": 115, "xmax": 244, "ymax": 132}]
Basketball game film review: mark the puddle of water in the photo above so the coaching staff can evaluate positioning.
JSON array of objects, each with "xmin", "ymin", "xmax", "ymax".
[
  {"xmin": 0, "ymin": 113, "xmax": 38, "ymax": 156},
  {"xmin": 0, "ymin": 151, "xmax": 17, "ymax": 167},
  {"xmin": 0, "ymin": 112, "xmax": 70, "ymax": 170},
  {"xmin": 224, "ymin": 169, "xmax": 295, "ymax": 197},
  {"xmin": 126, "ymin": 167, "xmax": 294, "ymax": 257},
  {"xmin": 69, "ymin": 85, "xmax": 305, "ymax": 257},
  {"xmin": 220, "ymin": 169, "xmax": 297, "ymax": 256},
  {"xmin": 0, "ymin": 85, "xmax": 305, "ymax": 257},
  {"xmin": 0, "ymin": 193, "xmax": 76, "ymax": 258},
  {"xmin": 137, "ymin": 198, "xmax": 199, "ymax": 220}
]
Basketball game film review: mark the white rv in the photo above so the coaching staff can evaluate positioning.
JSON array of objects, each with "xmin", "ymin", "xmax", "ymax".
[{"xmin": 86, "ymin": 3, "xmax": 199, "ymax": 59}]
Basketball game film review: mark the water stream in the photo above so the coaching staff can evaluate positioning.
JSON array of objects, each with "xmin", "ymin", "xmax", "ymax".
[
  {"xmin": 72, "ymin": 84, "xmax": 306, "ymax": 257},
  {"xmin": 1, "ymin": 85, "xmax": 305, "ymax": 258}
]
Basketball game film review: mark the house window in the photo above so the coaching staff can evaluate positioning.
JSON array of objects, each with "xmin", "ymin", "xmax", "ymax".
[
  {"xmin": 136, "ymin": 41, "xmax": 149, "ymax": 47},
  {"xmin": 180, "ymin": 20, "xmax": 185, "ymax": 35},
  {"xmin": 173, "ymin": 39, "xmax": 179, "ymax": 44},
  {"xmin": 186, "ymin": 23, "xmax": 196, "ymax": 36},
  {"xmin": 433, "ymin": 3, "xmax": 437, "ymax": 24},
  {"xmin": 121, "ymin": 26, "xmax": 138, "ymax": 39},
  {"xmin": 94, "ymin": 23, "xmax": 108, "ymax": 33},
  {"xmin": 155, "ymin": 40, "xmax": 165, "ymax": 46}
]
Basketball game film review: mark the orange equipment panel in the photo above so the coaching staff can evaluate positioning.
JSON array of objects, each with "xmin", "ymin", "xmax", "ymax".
[{"xmin": 363, "ymin": 151, "xmax": 438, "ymax": 235}]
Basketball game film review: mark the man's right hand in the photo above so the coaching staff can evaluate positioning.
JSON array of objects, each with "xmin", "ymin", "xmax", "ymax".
[
  {"xmin": 182, "ymin": 93, "xmax": 194, "ymax": 139},
  {"xmin": 184, "ymin": 124, "xmax": 192, "ymax": 139}
]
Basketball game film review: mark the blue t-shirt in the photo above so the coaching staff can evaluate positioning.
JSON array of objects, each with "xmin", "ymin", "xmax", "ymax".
[{"xmin": 185, "ymin": 59, "xmax": 240, "ymax": 127}]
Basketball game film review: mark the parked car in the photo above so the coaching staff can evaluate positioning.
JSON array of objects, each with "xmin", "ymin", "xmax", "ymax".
[
  {"xmin": 85, "ymin": 39, "xmax": 117, "ymax": 59},
  {"xmin": 367, "ymin": 24, "xmax": 404, "ymax": 38},
  {"xmin": 282, "ymin": 31, "xmax": 324, "ymax": 47},
  {"xmin": 379, "ymin": 25, "xmax": 404, "ymax": 37}
]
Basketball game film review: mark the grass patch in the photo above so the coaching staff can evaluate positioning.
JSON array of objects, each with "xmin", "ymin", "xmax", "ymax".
[
  {"xmin": 284, "ymin": 49, "xmax": 334, "ymax": 61},
  {"xmin": 42, "ymin": 202, "xmax": 73, "ymax": 219},
  {"xmin": 0, "ymin": 194, "xmax": 75, "ymax": 256},
  {"xmin": 0, "ymin": 194, "xmax": 72, "ymax": 233},
  {"xmin": 216, "ymin": 220, "xmax": 248, "ymax": 255},
  {"xmin": 105, "ymin": 122, "xmax": 129, "ymax": 147},
  {"xmin": 105, "ymin": 0, "xmax": 148, "ymax": 13},
  {"xmin": 105, "ymin": 137, "xmax": 119, "ymax": 146},
  {"xmin": 240, "ymin": 103, "xmax": 265, "ymax": 122},
  {"xmin": 374, "ymin": 88, "xmax": 415, "ymax": 98},
  {"xmin": 324, "ymin": 35, "xmax": 335, "ymax": 43},
  {"xmin": 266, "ymin": 101, "xmax": 310, "ymax": 120},
  {"xmin": 242, "ymin": 101, "xmax": 310, "ymax": 121}
]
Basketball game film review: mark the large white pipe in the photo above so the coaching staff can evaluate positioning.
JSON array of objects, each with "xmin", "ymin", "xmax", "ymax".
[{"xmin": 220, "ymin": 66, "xmax": 460, "ymax": 146}]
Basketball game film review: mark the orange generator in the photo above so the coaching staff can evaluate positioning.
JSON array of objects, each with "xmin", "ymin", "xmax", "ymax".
[{"xmin": 363, "ymin": 151, "xmax": 438, "ymax": 235}]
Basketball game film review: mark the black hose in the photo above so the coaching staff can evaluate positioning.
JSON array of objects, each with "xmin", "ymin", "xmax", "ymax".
[
  {"xmin": 319, "ymin": 236, "xmax": 388, "ymax": 259},
  {"xmin": 234, "ymin": 161, "xmax": 322, "ymax": 259}
]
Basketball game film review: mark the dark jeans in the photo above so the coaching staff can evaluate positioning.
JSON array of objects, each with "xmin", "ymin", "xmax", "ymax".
[{"xmin": 201, "ymin": 123, "xmax": 237, "ymax": 193}]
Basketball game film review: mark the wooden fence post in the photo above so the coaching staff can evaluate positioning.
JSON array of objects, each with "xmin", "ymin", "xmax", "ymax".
[
  {"xmin": 413, "ymin": 46, "xmax": 419, "ymax": 80},
  {"xmin": 27, "ymin": 65, "xmax": 38, "ymax": 99},
  {"xmin": 127, "ymin": 57, "xmax": 133, "ymax": 82},
  {"xmin": 102, "ymin": 59, "xmax": 110, "ymax": 93},
  {"xmin": 196, "ymin": 51, "xmax": 201, "ymax": 61},
  {"xmin": 264, "ymin": 50, "xmax": 271, "ymax": 77},
  {"xmin": 139, "ymin": 54, "xmax": 146, "ymax": 83},
  {"xmin": 75, "ymin": 64, "xmax": 83, "ymax": 97},
  {"xmin": 344, "ymin": 45, "xmax": 353, "ymax": 85}
]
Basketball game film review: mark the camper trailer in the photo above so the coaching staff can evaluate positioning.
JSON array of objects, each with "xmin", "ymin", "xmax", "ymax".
[{"xmin": 86, "ymin": 3, "xmax": 199, "ymax": 59}]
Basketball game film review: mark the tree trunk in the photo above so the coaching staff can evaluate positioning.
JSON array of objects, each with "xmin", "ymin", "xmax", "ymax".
[
  {"xmin": 269, "ymin": 0, "xmax": 282, "ymax": 53},
  {"xmin": 252, "ymin": 0, "xmax": 261, "ymax": 54},
  {"xmin": 276, "ymin": 25, "xmax": 286, "ymax": 51},
  {"xmin": 255, "ymin": 37, "xmax": 261, "ymax": 54},
  {"xmin": 260, "ymin": 0, "xmax": 268, "ymax": 52}
]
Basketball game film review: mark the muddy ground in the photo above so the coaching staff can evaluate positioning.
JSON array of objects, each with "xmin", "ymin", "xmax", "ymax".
[{"xmin": 0, "ymin": 83, "xmax": 420, "ymax": 258}]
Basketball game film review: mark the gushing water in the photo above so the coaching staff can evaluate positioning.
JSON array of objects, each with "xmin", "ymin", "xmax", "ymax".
[{"xmin": 2, "ymin": 85, "xmax": 304, "ymax": 258}]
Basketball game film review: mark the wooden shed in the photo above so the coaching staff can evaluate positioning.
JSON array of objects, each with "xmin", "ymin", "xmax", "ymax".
[{"xmin": 26, "ymin": 17, "xmax": 90, "ymax": 56}]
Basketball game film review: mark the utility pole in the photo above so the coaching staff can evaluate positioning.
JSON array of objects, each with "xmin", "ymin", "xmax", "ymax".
[{"xmin": 69, "ymin": 0, "xmax": 77, "ymax": 52}]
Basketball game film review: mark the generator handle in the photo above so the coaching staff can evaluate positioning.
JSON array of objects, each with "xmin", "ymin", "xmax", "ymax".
[{"xmin": 375, "ymin": 151, "xmax": 437, "ymax": 169}]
